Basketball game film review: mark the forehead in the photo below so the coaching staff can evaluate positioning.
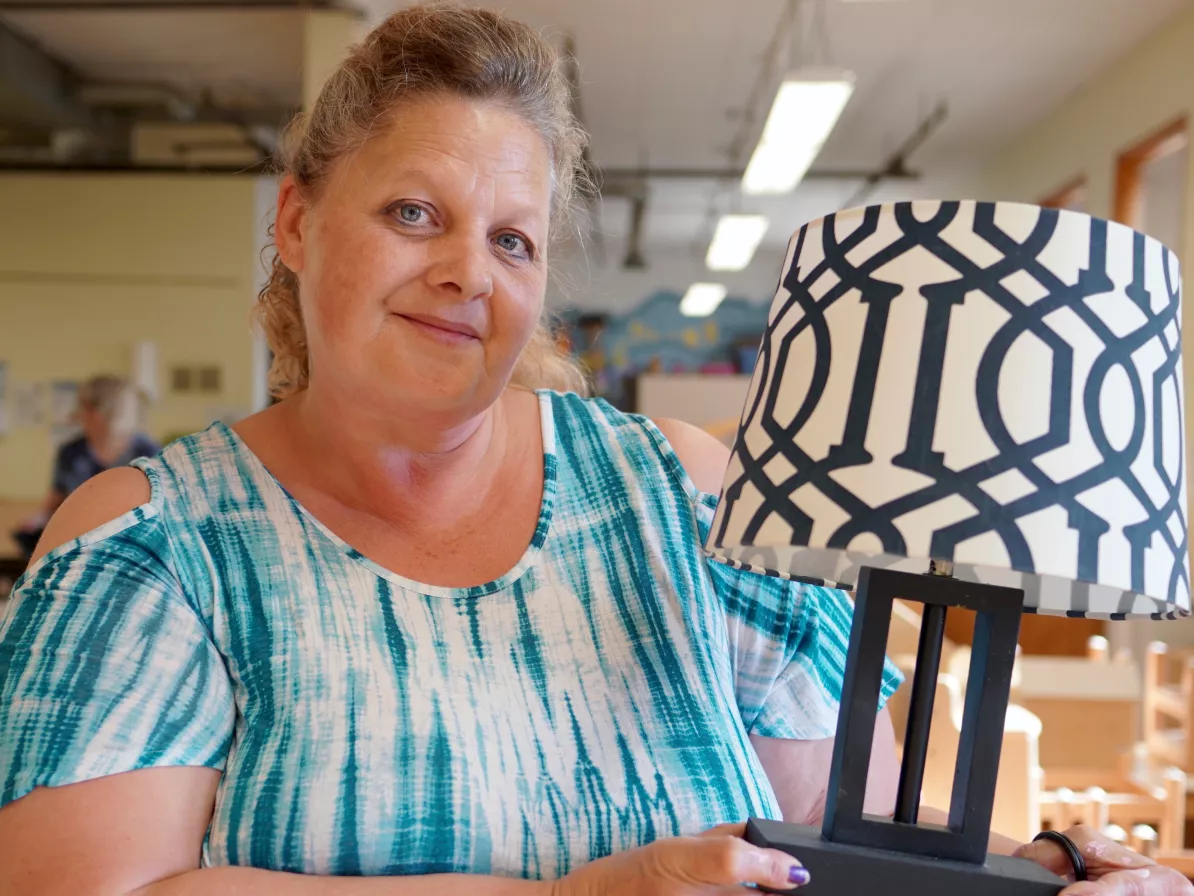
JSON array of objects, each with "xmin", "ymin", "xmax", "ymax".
[{"xmin": 340, "ymin": 96, "xmax": 553, "ymax": 203}]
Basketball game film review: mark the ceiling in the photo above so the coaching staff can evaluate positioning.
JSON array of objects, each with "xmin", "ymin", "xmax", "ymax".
[
  {"xmin": 2, "ymin": 7, "xmax": 304, "ymax": 112},
  {"xmin": 0, "ymin": 0, "xmax": 1189, "ymax": 275},
  {"xmin": 492, "ymin": 0, "xmax": 1188, "ymax": 251}
]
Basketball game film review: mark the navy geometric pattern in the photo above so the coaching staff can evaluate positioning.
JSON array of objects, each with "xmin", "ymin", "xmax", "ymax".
[{"xmin": 707, "ymin": 201, "xmax": 1190, "ymax": 620}]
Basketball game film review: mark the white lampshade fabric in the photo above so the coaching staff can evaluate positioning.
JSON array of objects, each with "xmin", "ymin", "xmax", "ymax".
[{"xmin": 705, "ymin": 201, "xmax": 1190, "ymax": 620}]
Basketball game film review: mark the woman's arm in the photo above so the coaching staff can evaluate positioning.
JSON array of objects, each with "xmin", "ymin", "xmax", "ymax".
[
  {"xmin": 0, "ymin": 769, "xmax": 552, "ymax": 896},
  {"xmin": 750, "ymin": 708, "xmax": 900, "ymax": 824},
  {"xmin": 751, "ymin": 715, "xmax": 1023, "ymax": 856},
  {"xmin": 3, "ymin": 472, "xmax": 554, "ymax": 896}
]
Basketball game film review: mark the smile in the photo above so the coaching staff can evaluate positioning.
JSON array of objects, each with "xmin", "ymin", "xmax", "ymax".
[{"xmin": 394, "ymin": 313, "xmax": 482, "ymax": 345}]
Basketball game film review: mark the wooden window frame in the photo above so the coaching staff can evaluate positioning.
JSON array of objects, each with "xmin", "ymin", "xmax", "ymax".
[
  {"xmin": 1039, "ymin": 176, "xmax": 1087, "ymax": 211},
  {"xmin": 1114, "ymin": 116, "xmax": 1189, "ymax": 229}
]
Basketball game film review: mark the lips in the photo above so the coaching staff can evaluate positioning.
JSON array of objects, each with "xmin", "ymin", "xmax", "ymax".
[{"xmin": 396, "ymin": 312, "xmax": 482, "ymax": 341}]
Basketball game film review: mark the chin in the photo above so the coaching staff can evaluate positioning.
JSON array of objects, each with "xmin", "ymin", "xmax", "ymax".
[{"xmin": 377, "ymin": 362, "xmax": 498, "ymax": 414}]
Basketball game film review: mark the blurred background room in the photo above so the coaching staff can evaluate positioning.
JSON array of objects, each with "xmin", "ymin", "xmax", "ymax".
[{"xmin": 2, "ymin": 0, "xmax": 1194, "ymax": 856}]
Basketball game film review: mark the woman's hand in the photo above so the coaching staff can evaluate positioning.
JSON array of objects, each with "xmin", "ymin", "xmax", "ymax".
[
  {"xmin": 553, "ymin": 823, "xmax": 807, "ymax": 896},
  {"xmin": 1014, "ymin": 825, "xmax": 1194, "ymax": 895}
]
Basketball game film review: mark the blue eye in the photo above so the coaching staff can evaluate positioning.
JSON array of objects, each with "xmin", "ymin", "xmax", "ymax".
[
  {"xmin": 398, "ymin": 204, "xmax": 425, "ymax": 223},
  {"xmin": 496, "ymin": 232, "xmax": 531, "ymax": 257}
]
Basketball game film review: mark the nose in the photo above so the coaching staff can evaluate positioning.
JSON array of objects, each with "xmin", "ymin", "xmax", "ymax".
[{"xmin": 426, "ymin": 229, "xmax": 494, "ymax": 301}]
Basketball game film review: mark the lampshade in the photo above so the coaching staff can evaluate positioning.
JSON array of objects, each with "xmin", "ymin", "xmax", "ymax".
[{"xmin": 706, "ymin": 201, "xmax": 1190, "ymax": 620}]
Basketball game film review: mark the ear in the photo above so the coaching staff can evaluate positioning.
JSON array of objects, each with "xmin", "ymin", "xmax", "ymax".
[{"xmin": 275, "ymin": 174, "xmax": 309, "ymax": 274}]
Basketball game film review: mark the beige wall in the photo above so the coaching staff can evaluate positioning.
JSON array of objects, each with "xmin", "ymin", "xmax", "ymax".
[
  {"xmin": 967, "ymin": 5, "xmax": 1194, "ymax": 263},
  {"xmin": 0, "ymin": 174, "xmax": 260, "ymax": 499},
  {"xmin": 302, "ymin": 9, "xmax": 362, "ymax": 107},
  {"xmin": 966, "ymin": 5, "xmax": 1194, "ymax": 652}
]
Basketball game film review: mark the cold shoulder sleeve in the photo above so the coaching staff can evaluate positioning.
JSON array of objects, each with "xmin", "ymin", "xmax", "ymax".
[
  {"xmin": 0, "ymin": 504, "xmax": 235, "ymax": 808},
  {"xmin": 693, "ymin": 491, "xmax": 903, "ymax": 740}
]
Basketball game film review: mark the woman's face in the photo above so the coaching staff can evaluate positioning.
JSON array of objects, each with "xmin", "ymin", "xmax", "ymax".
[
  {"xmin": 275, "ymin": 96, "xmax": 553, "ymax": 424},
  {"xmin": 76, "ymin": 401, "xmax": 107, "ymax": 444}
]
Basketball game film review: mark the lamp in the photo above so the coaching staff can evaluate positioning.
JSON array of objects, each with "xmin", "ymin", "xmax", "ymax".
[{"xmin": 704, "ymin": 201, "xmax": 1189, "ymax": 894}]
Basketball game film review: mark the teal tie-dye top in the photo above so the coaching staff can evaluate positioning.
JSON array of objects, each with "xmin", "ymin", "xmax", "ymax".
[{"xmin": 0, "ymin": 391, "xmax": 899, "ymax": 878}]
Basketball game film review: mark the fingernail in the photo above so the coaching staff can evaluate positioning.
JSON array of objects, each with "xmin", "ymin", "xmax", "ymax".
[{"xmin": 788, "ymin": 866, "xmax": 810, "ymax": 886}]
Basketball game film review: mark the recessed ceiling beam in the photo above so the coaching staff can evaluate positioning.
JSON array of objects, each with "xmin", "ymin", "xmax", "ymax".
[{"xmin": 597, "ymin": 166, "xmax": 921, "ymax": 183}]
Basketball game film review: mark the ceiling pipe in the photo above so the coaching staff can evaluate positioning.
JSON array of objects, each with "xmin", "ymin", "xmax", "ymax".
[
  {"xmin": 598, "ymin": 166, "xmax": 922, "ymax": 184},
  {"xmin": 841, "ymin": 101, "xmax": 949, "ymax": 208}
]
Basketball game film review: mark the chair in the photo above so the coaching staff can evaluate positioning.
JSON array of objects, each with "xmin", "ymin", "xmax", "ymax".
[{"xmin": 1144, "ymin": 642, "xmax": 1194, "ymax": 772}]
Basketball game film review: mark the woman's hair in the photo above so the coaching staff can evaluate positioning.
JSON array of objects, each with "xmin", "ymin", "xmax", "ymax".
[
  {"xmin": 256, "ymin": 2, "xmax": 591, "ymax": 400},
  {"xmin": 77, "ymin": 375, "xmax": 142, "ymax": 442}
]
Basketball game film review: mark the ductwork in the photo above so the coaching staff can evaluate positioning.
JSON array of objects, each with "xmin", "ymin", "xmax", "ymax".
[
  {"xmin": 0, "ymin": 19, "xmax": 93, "ymax": 130},
  {"xmin": 0, "ymin": 16, "xmax": 293, "ymax": 170}
]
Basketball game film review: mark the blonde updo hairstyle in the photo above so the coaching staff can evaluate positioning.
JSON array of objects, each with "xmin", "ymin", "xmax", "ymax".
[{"xmin": 256, "ymin": 3, "xmax": 590, "ymax": 400}]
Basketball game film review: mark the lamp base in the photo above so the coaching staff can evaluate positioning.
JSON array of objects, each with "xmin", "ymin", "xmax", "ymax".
[{"xmin": 746, "ymin": 819, "xmax": 1065, "ymax": 896}]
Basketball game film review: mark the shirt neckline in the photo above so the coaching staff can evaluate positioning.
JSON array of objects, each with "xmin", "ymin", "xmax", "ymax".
[{"xmin": 213, "ymin": 390, "xmax": 558, "ymax": 599}]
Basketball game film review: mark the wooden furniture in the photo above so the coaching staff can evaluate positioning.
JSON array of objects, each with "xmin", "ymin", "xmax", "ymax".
[
  {"xmin": 1113, "ymin": 117, "xmax": 1189, "ymax": 229},
  {"xmin": 1040, "ymin": 769, "xmax": 1186, "ymax": 850},
  {"xmin": 912, "ymin": 668, "xmax": 1042, "ymax": 844},
  {"xmin": 0, "ymin": 499, "xmax": 38, "ymax": 599},
  {"xmin": 885, "ymin": 604, "xmax": 1040, "ymax": 845},
  {"xmin": 1039, "ymin": 177, "xmax": 1088, "ymax": 213},
  {"xmin": 1020, "ymin": 653, "xmax": 1141, "ymax": 790},
  {"xmin": 1144, "ymin": 642, "xmax": 1194, "ymax": 772},
  {"xmin": 944, "ymin": 606, "xmax": 1105, "ymax": 657},
  {"xmin": 946, "ymin": 636, "xmax": 1140, "ymax": 791}
]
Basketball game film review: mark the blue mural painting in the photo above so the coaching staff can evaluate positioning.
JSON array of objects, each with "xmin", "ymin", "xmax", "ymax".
[{"xmin": 559, "ymin": 291, "xmax": 769, "ymax": 408}]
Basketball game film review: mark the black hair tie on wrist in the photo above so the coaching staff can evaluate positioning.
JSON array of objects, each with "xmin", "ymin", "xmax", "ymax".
[{"xmin": 1033, "ymin": 831, "xmax": 1088, "ymax": 882}]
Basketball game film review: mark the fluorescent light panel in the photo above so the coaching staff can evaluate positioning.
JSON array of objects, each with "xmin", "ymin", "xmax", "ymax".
[
  {"xmin": 743, "ymin": 69, "xmax": 855, "ymax": 195},
  {"xmin": 680, "ymin": 283, "xmax": 728, "ymax": 318},
  {"xmin": 706, "ymin": 214, "xmax": 770, "ymax": 271}
]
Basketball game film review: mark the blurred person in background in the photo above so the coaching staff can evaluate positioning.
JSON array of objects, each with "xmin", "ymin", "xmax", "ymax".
[{"xmin": 11, "ymin": 374, "xmax": 159, "ymax": 557}]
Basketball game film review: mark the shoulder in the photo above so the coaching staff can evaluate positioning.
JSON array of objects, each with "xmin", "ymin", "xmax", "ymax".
[
  {"xmin": 542, "ymin": 392, "xmax": 730, "ymax": 495},
  {"xmin": 651, "ymin": 418, "xmax": 730, "ymax": 495},
  {"xmin": 32, "ymin": 467, "xmax": 152, "ymax": 564}
]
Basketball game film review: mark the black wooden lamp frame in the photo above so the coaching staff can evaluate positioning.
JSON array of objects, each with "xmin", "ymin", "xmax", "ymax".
[{"xmin": 746, "ymin": 566, "xmax": 1066, "ymax": 895}]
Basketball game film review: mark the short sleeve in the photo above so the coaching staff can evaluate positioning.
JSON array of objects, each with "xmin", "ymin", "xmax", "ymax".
[
  {"xmin": 694, "ymin": 492, "xmax": 903, "ymax": 740},
  {"xmin": 0, "ymin": 507, "xmax": 235, "ymax": 808}
]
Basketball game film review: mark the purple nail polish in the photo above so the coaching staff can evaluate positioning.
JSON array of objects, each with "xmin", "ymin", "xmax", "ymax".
[{"xmin": 788, "ymin": 866, "xmax": 810, "ymax": 886}]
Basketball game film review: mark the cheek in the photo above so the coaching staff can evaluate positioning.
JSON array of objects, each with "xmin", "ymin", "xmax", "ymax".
[
  {"xmin": 494, "ymin": 275, "xmax": 547, "ymax": 346},
  {"xmin": 304, "ymin": 223, "xmax": 395, "ymax": 339}
]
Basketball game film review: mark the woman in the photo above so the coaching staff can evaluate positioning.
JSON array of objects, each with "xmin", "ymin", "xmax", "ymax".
[
  {"xmin": 0, "ymin": 6, "xmax": 1184, "ymax": 895},
  {"xmin": 11, "ymin": 374, "xmax": 159, "ymax": 557}
]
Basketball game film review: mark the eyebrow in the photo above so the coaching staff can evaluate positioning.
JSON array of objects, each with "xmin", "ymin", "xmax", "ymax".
[{"xmin": 381, "ymin": 166, "xmax": 549, "ymax": 224}]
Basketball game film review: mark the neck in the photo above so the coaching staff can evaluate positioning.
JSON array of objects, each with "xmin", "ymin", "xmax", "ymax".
[
  {"xmin": 89, "ymin": 430, "xmax": 129, "ymax": 462},
  {"xmin": 286, "ymin": 384, "xmax": 510, "ymax": 523}
]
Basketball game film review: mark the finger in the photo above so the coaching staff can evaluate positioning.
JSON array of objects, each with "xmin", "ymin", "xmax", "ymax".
[
  {"xmin": 1014, "ymin": 840, "xmax": 1077, "ymax": 880},
  {"xmin": 699, "ymin": 823, "xmax": 748, "ymax": 839},
  {"xmin": 681, "ymin": 835, "xmax": 809, "ymax": 890},
  {"xmin": 1060, "ymin": 866, "xmax": 1193, "ymax": 896},
  {"xmin": 1017, "ymin": 828, "xmax": 1159, "ymax": 880},
  {"xmin": 1063, "ymin": 826, "xmax": 1159, "ymax": 872}
]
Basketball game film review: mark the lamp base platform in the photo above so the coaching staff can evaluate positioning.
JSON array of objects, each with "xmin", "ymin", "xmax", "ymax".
[{"xmin": 746, "ymin": 819, "xmax": 1065, "ymax": 896}]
